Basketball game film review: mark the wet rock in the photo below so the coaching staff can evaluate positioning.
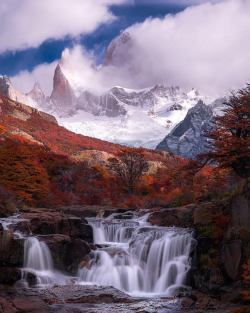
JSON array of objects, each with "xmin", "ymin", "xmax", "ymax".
[
  {"xmin": 0, "ymin": 267, "xmax": 21, "ymax": 285},
  {"xmin": 14, "ymin": 220, "xmax": 32, "ymax": 235},
  {"xmin": 0, "ymin": 296, "xmax": 17, "ymax": 313},
  {"xmin": 54, "ymin": 205, "xmax": 104, "ymax": 218},
  {"xmin": 148, "ymin": 204, "xmax": 196, "ymax": 227},
  {"xmin": 115, "ymin": 213, "xmax": 134, "ymax": 220},
  {"xmin": 13, "ymin": 297, "xmax": 48, "ymax": 312},
  {"xmin": 180, "ymin": 296, "xmax": 195, "ymax": 308},
  {"xmin": 0, "ymin": 227, "xmax": 24, "ymax": 267},
  {"xmin": 20, "ymin": 209, "xmax": 93, "ymax": 243},
  {"xmin": 44, "ymin": 235, "xmax": 90, "ymax": 273}
]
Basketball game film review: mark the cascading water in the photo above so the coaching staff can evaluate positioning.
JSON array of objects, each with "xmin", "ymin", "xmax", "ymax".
[
  {"xmin": 78, "ymin": 212, "xmax": 195, "ymax": 297},
  {"xmin": 1, "ymin": 211, "xmax": 195, "ymax": 296},
  {"xmin": 20, "ymin": 237, "xmax": 71, "ymax": 287}
]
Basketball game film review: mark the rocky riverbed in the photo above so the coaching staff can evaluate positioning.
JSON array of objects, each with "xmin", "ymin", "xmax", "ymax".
[{"xmin": 0, "ymin": 285, "xmax": 241, "ymax": 312}]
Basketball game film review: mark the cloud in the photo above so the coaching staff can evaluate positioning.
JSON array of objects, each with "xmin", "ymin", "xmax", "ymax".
[
  {"xmin": 11, "ymin": 0, "xmax": 250, "ymax": 97},
  {"xmin": 0, "ymin": 0, "xmax": 127, "ymax": 53},
  {"xmin": 11, "ymin": 61, "xmax": 58, "ymax": 96},
  {"xmin": 120, "ymin": 0, "xmax": 250, "ymax": 95}
]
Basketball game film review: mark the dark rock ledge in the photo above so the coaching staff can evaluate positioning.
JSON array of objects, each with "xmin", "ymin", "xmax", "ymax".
[{"xmin": 0, "ymin": 285, "xmax": 240, "ymax": 313}]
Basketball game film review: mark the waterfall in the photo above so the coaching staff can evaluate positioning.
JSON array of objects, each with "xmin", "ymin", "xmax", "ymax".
[
  {"xmin": 20, "ymin": 237, "xmax": 70, "ymax": 287},
  {"xmin": 24, "ymin": 237, "xmax": 53, "ymax": 271},
  {"xmin": 78, "ymin": 213, "xmax": 194, "ymax": 297}
]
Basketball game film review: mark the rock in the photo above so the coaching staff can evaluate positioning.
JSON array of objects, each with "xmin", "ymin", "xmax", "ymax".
[
  {"xmin": 221, "ymin": 240, "xmax": 241, "ymax": 280},
  {"xmin": 19, "ymin": 209, "xmax": 93, "ymax": 243},
  {"xmin": 38, "ymin": 111, "xmax": 58, "ymax": 125},
  {"xmin": 51, "ymin": 63, "xmax": 77, "ymax": 113},
  {"xmin": 44, "ymin": 235, "xmax": 90, "ymax": 273},
  {"xmin": 180, "ymin": 296, "xmax": 195, "ymax": 308},
  {"xmin": 0, "ymin": 228, "xmax": 24, "ymax": 267},
  {"xmin": 55, "ymin": 205, "xmax": 120, "ymax": 219},
  {"xmin": 0, "ymin": 296, "xmax": 17, "ymax": 313},
  {"xmin": 148, "ymin": 204, "xmax": 196, "ymax": 227},
  {"xmin": 103, "ymin": 31, "xmax": 131, "ymax": 67},
  {"xmin": 230, "ymin": 191, "xmax": 250, "ymax": 228},
  {"xmin": 157, "ymin": 100, "xmax": 215, "ymax": 158},
  {"xmin": 13, "ymin": 297, "xmax": 48, "ymax": 312},
  {"xmin": 0, "ymin": 267, "xmax": 21, "ymax": 285},
  {"xmin": 27, "ymin": 82, "xmax": 47, "ymax": 108},
  {"xmin": 14, "ymin": 221, "xmax": 32, "ymax": 235}
]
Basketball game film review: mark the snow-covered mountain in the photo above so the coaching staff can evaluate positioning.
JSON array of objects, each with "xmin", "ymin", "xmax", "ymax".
[
  {"xmin": 0, "ymin": 31, "xmax": 225, "ymax": 154},
  {"xmin": 0, "ymin": 63, "xmax": 217, "ymax": 150}
]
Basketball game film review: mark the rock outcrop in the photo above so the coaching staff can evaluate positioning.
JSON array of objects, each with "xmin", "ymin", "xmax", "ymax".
[
  {"xmin": 50, "ymin": 63, "xmax": 77, "ymax": 114},
  {"xmin": 0, "ymin": 223, "xmax": 24, "ymax": 285},
  {"xmin": 19, "ymin": 208, "xmax": 93, "ymax": 243},
  {"xmin": 44, "ymin": 234, "xmax": 90, "ymax": 273},
  {"xmin": 157, "ymin": 100, "xmax": 214, "ymax": 158},
  {"xmin": 27, "ymin": 82, "xmax": 47, "ymax": 107},
  {"xmin": 0, "ymin": 224, "xmax": 24, "ymax": 267},
  {"xmin": 148, "ymin": 204, "xmax": 196, "ymax": 228}
]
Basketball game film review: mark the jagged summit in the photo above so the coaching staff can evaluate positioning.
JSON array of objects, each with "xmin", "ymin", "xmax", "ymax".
[
  {"xmin": 27, "ymin": 82, "xmax": 47, "ymax": 107},
  {"xmin": 50, "ymin": 63, "xmax": 76, "ymax": 111},
  {"xmin": 156, "ymin": 99, "xmax": 217, "ymax": 158},
  {"xmin": 0, "ymin": 40, "xmax": 223, "ymax": 155},
  {"xmin": 103, "ymin": 31, "xmax": 131, "ymax": 67},
  {"xmin": 0, "ymin": 75, "xmax": 38, "ymax": 108}
]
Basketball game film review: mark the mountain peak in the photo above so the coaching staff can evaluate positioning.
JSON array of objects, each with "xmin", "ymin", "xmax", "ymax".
[
  {"xmin": 27, "ymin": 82, "xmax": 46, "ymax": 106},
  {"xmin": 50, "ymin": 62, "xmax": 76, "ymax": 112},
  {"xmin": 103, "ymin": 31, "xmax": 131, "ymax": 67}
]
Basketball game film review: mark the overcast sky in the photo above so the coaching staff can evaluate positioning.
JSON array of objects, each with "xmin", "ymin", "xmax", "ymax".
[{"xmin": 0, "ymin": 0, "xmax": 249, "ymax": 97}]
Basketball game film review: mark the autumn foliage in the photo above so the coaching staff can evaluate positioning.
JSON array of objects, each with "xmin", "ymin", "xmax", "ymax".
[
  {"xmin": 108, "ymin": 147, "xmax": 149, "ymax": 194},
  {"xmin": 201, "ymin": 83, "xmax": 250, "ymax": 178},
  {"xmin": 0, "ymin": 91, "xmax": 240, "ymax": 211}
]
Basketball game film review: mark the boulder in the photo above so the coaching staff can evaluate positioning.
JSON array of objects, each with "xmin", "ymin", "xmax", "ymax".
[
  {"xmin": 44, "ymin": 234, "xmax": 91, "ymax": 273},
  {"xmin": 0, "ymin": 267, "xmax": 21, "ymax": 285},
  {"xmin": 19, "ymin": 209, "xmax": 93, "ymax": 243},
  {"xmin": 148, "ymin": 204, "xmax": 196, "ymax": 227},
  {"xmin": 0, "ymin": 227, "xmax": 24, "ymax": 267}
]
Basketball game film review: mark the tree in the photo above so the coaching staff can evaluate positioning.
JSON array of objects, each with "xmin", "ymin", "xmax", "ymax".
[
  {"xmin": 108, "ymin": 147, "xmax": 149, "ymax": 194},
  {"xmin": 201, "ymin": 83, "xmax": 250, "ymax": 178},
  {"xmin": 0, "ymin": 138, "xmax": 50, "ymax": 205}
]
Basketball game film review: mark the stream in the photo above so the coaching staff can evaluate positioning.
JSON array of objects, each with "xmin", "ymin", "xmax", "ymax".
[{"xmin": 2, "ymin": 211, "xmax": 195, "ymax": 298}]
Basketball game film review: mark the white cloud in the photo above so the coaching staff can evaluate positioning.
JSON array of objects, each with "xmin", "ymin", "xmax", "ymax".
[
  {"xmin": 0, "ymin": 0, "xmax": 127, "ymax": 53},
  {"xmin": 10, "ymin": 0, "xmax": 250, "ymax": 97},
  {"xmin": 122, "ymin": 0, "xmax": 250, "ymax": 95},
  {"xmin": 11, "ymin": 61, "xmax": 58, "ymax": 96}
]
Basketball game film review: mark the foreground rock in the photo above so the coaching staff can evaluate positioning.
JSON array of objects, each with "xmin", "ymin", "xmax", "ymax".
[
  {"xmin": 44, "ymin": 234, "xmax": 91, "ymax": 273},
  {"xmin": 19, "ymin": 208, "xmax": 93, "ymax": 243},
  {"xmin": 148, "ymin": 204, "xmax": 196, "ymax": 228},
  {"xmin": 0, "ymin": 285, "xmax": 240, "ymax": 313},
  {"xmin": 0, "ymin": 222, "xmax": 24, "ymax": 285}
]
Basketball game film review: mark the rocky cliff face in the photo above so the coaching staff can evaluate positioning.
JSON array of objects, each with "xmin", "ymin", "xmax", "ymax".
[
  {"xmin": 103, "ymin": 31, "xmax": 131, "ymax": 67},
  {"xmin": 0, "ymin": 75, "xmax": 37, "ymax": 107},
  {"xmin": 27, "ymin": 82, "xmax": 47, "ymax": 107},
  {"xmin": 0, "ymin": 39, "xmax": 222, "ymax": 152},
  {"xmin": 156, "ymin": 100, "xmax": 214, "ymax": 158}
]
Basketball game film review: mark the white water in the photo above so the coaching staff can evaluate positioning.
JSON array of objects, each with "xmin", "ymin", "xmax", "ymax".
[
  {"xmin": 1, "ymin": 212, "xmax": 194, "ymax": 295},
  {"xmin": 20, "ymin": 237, "xmax": 72, "ymax": 288},
  {"xmin": 78, "ymin": 212, "xmax": 194, "ymax": 297}
]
